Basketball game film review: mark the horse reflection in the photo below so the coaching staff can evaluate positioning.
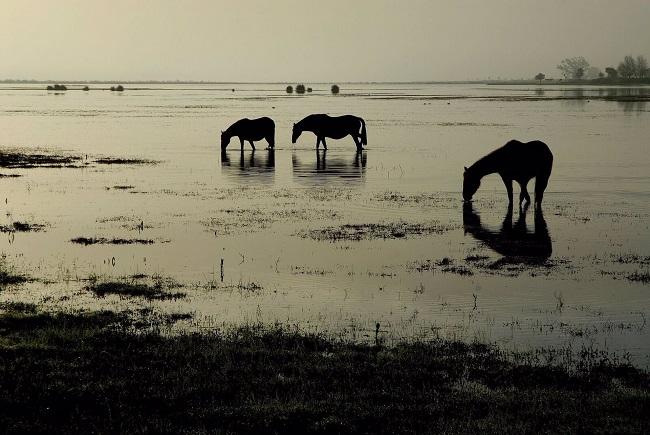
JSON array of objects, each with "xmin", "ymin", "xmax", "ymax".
[
  {"xmin": 292, "ymin": 150, "xmax": 366, "ymax": 185},
  {"xmin": 220, "ymin": 149, "xmax": 275, "ymax": 182},
  {"xmin": 463, "ymin": 203, "xmax": 552, "ymax": 260}
]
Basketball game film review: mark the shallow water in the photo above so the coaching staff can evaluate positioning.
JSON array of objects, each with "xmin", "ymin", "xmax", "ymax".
[{"xmin": 1, "ymin": 83, "xmax": 649, "ymax": 366}]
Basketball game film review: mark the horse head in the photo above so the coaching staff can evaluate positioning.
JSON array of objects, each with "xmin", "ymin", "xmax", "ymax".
[
  {"xmin": 291, "ymin": 123, "xmax": 301, "ymax": 144},
  {"xmin": 220, "ymin": 131, "xmax": 229, "ymax": 150},
  {"xmin": 463, "ymin": 166, "xmax": 480, "ymax": 201}
]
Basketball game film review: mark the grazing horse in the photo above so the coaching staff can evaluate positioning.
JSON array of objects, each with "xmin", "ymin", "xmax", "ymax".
[
  {"xmin": 292, "ymin": 114, "xmax": 367, "ymax": 151},
  {"xmin": 463, "ymin": 140, "xmax": 553, "ymax": 208},
  {"xmin": 221, "ymin": 117, "xmax": 275, "ymax": 150}
]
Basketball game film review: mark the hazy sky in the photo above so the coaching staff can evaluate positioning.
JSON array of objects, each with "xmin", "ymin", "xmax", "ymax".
[{"xmin": 1, "ymin": 0, "xmax": 648, "ymax": 82}]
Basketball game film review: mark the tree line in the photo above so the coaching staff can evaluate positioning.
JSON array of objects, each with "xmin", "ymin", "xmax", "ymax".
[{"xmin": 534, "ymin": 55, "xmax": 648, "ymax": 82}]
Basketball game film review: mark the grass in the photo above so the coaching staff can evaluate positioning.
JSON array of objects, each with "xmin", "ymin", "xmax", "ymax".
[
  {"xmin": 0, "ymin": 259, "xmax": 28, "ymax": 286},
  {"xmin": 303, "ymin": 222, "xmax": 452, "ymax": 242},
  {"xmin": 70, "ymin": 237, "xmax": 155, "ymax": 245},
  {"xmin": 0, "ymin": 149, "xmax": 157, "ymax": 169},
  {"xmin": 86, "ymin": 276, "xmax": 185, "ymax": 300},
  {"xmin": 0, "ymin": 304, "xmax": 647, "ymax": 434},
  {"xmin": 0, "ymin": 221, "xmax": 46, "ymax": 233}
]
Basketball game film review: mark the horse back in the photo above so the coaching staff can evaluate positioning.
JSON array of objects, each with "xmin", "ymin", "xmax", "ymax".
[
  {"xmin": 498, "ymin": 140, "xmax": 553, "ymax": 177},
  {"xmin": 230, "ymin": 117, "xmax": 274, "ymax": 140}
]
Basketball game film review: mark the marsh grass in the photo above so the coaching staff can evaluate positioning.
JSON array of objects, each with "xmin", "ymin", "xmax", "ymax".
[
  {"xmin": 0, "ymin": 221, "xmax": 46, "ymax": 233},
  {"xmin": 0, "ymin": 258, "xmax": 28, "ymax": 286},
  {"xmin": 303, "ymin": 221, "xmax": 452, "ymax": 242},
  {"xmin": 70, "ymin": 237, "xmax": 155, "ymax": 245},
  {"xmin": 86, "ymin": 275, "xmax": 185, "ymax": 300},
  {"xmin": 0, "ymin": 305, "xmax": 647, "ymax": 434},
  {"xmin": 0, "ymin": 149, "xmax": 157, "ymax": 169}
]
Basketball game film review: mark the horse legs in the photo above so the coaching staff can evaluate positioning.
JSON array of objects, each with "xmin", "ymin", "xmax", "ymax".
[
  {"xmin": 518, "ymin": 181, "xmax": 531, "ymax": 208},
  {"xmin": 266, "ymin": 135, "xmax": 274, "ymax": 149},
  {"xmin": 249, "ymin": 140, "xmax": 256, "ymax": 151},
  {"xmin": 352, "ymin": 135, "xmax": 362, "ymax": 151},
  {"xmin": 316, "ymin": 137, "xmax": 321, "ymax": 150},
  {"xmin": 535, "ymin": 175, "xmax": 549, "ymax": 208},
  {"xmin": 322, "ymin": 137, "xmax": 327, "ymax": 150},
  {"xmin": 239, "ymin": 138, "xmax": 245, "ymax": 150},
  {"xmin": 500, "ymin": 175, "xmax": 513, "ymax": 206}
]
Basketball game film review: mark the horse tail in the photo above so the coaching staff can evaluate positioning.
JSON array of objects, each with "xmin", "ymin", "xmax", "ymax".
[{"xmin": 359, "ymin": 117, "xmax": 367, "ymax": 145}]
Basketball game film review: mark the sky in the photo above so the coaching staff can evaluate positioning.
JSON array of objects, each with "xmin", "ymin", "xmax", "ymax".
[{"xmin": 1, "ymin": 0, "xmax": 648, "ymax": 82}]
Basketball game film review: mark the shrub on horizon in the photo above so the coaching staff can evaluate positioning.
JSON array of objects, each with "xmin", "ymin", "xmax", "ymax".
[
  {"xmin": 331, "ymin": 84, "xmax": 340, "ymax": 94},
  {"xmin": 286, "ymin": 85, "xmax": 293, "ymax": 94},
  {"xmin": 296, "ymin": 84, "xmax": 306, "ymax": 94}
]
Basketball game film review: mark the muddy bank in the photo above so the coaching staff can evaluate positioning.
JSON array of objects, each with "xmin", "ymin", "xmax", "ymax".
[{"xmin": 0, "ymin": 305, "xmax": 647, "ymax": 434}]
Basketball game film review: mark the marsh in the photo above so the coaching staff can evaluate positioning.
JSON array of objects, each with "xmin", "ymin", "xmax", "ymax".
[{"xmin": 0, "ymin": 82, "xmax": 649, "ymax": 369}]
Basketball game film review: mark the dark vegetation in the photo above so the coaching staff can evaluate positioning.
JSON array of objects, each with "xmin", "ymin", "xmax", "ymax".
[
  {"xmin": 302, "ymin": 222, "xmax": 452, "ymax": 241},
  {"xmin": 296, "ymin": 84, "xmax": 306, "ymax": 94},
  {"xmin": 331, "ymin": 84, "xmax": 340, "ymax": 94},
  {"xmin": 110, "ymin": 85, "xmax": 125, "ymax": 92},
  {"xmin": 70, "ymin": 237, "xmax": 155, "ymax": 245},
  {"xmin": 0, "ymin": 150, "xmax": 157, "ymax": 169},
  {"xmin": 46, "ymin": 84, "xmax": 67, "ymax": 91},
  {"xmin": 0, "ymin": 222, "xmax": 46, "ymax": 233},
  {"xmin": 85, "ymin": 276, "xmax": 185, "ymax": 300},
  {"xmin": 0, "ymin": 304, "xmax": 647, "ymax": 434},
  {"xmin": 286, "ymin": 85, "xmax": 293, "ymax": 94},
  {"xmin": 0, "ymin": 266, "xmax": 28, "ymax": 286}
]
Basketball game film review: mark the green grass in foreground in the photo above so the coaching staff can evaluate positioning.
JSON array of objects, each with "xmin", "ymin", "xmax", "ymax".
[{"xmin": 0, "ymin": 304, "xmax": 648, "ymax": 434}]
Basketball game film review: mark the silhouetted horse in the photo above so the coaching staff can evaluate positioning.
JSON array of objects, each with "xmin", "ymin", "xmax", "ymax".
[
  {"xmin": 292, "ymin": 114, "xmax": 367, "ymax": 151},
  {"xmin": 463, "ymin": 203, "xmax": 552, "ymax": 260},
  {"xmin": 221, "ymin": 117, "xmax": 275, "ymax": 150},
  {"xmin": 463, "ymin": 140, "xmax": 553, "ymax": 208}
]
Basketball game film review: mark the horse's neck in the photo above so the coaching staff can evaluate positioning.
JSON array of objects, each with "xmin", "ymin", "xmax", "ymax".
[
  {"xmin": 223, "ymin": 126, "xmax": 236, "ymax": 139},
  {"xmin": 469, "ymin": 153, "xmax": 499, "ymax": 179}
]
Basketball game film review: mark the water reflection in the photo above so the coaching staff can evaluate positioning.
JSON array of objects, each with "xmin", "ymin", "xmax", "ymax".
[
  {"xmin": 463, "ymin": 203, "xmax": 552, "ymax": 260},
  {"xmin": 220, "ymin": 149, "xmax": 275, "ymax": 182},
  {"xmin": 292, "ymin": 150, "xmax": 367, "ymax": 185}
]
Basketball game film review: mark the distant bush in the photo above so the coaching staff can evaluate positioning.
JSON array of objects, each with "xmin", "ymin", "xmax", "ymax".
[
  {"xmin": 296, "ymin": 84, "xmax": 306, "ymax": 94},
  {"xmin": 331, "ymin": 84, "xmax": 340, "ymax": 94},
  {"xmin": 307, "ymin": 87, "xmax": 313, "ymax": 93},
  {"xmin": 47, "ymin": 84, "xmax": 67, "ymax": 91},
  {"xmin": 286, "ymin": 85, "xmax": 293, "ymax": 94},
  {"xmin": 46, "ymin": 85, "xmax": 53, "ymax": 91},
  {"xmin": 110, "ymin": 85, "xmax": 125, "ymax": 92},
  {"xmin": 83, "ymin": 86, "xmax": 90, "ymax": 91}
]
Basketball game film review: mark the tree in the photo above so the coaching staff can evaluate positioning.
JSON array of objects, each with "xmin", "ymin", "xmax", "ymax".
[
  {"xmin": 331, "ymin": 84, "xmax": 340, "ymax": 94},
  {"xmin": 618, "ymin": 56, "xmax": 636, "ymax": 79},
  {"xmin": 636, "ymin": 55, "xmax": 648, "ymax": 78},
  {"xmin": 557, "ymin": 57, "xmax": 590, "ymax": 79},
  {"xmin": 598, "ymin": 72, "xmax": 605, "ymax": 78},
  {"xmin": 575, "ymin": 68, "xmax": 584, "ymax": 80},
  {"xmin": 584, "ymin": 66, "xmax": 602, "ymax": 80},
  {"xmin": 605, "ymin": 67, "xmax": 618, "ymax": 79},
  {"xmin": 534, "ymin": 73, "xmax": 545, "ymax": 84},
  {"xmin": 286, "ymin": 85, "xmax": 293, "ymax": 94},
  {"xmin": 295, "ymin": 84, "xmax": 306, "ymax": 94}
]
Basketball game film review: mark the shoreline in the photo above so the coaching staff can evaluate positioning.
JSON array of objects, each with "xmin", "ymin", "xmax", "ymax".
[{"xmin": 0, "ymin": 303, "xmax": 648, "ymax": 433}]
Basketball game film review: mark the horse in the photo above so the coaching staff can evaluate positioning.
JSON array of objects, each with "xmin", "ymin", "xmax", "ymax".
[
  {"xmin": 463, "ymin": 140, "xmax": 553, "ymax": 208},
  {"xmin": 291, "ymin": 114, "xmax": 367, "ymax": 151},
  {"xmin": 463, "ymin": 202, "xmax": 552, "ymax": 260},
  {"xmin": 221, "ymin": 117, "xmax": 275, "ymax": 151}
]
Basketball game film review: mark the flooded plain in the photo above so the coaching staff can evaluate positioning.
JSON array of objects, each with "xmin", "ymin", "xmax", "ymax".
[{"xmin": 0, "ymin": 83, "xmax": 649, "ymax": 366}]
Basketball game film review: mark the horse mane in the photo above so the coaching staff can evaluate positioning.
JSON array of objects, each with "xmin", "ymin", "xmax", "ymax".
[{"xmin": 467, "ymin": 142, "xmax": 513, "ymax": 178}]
